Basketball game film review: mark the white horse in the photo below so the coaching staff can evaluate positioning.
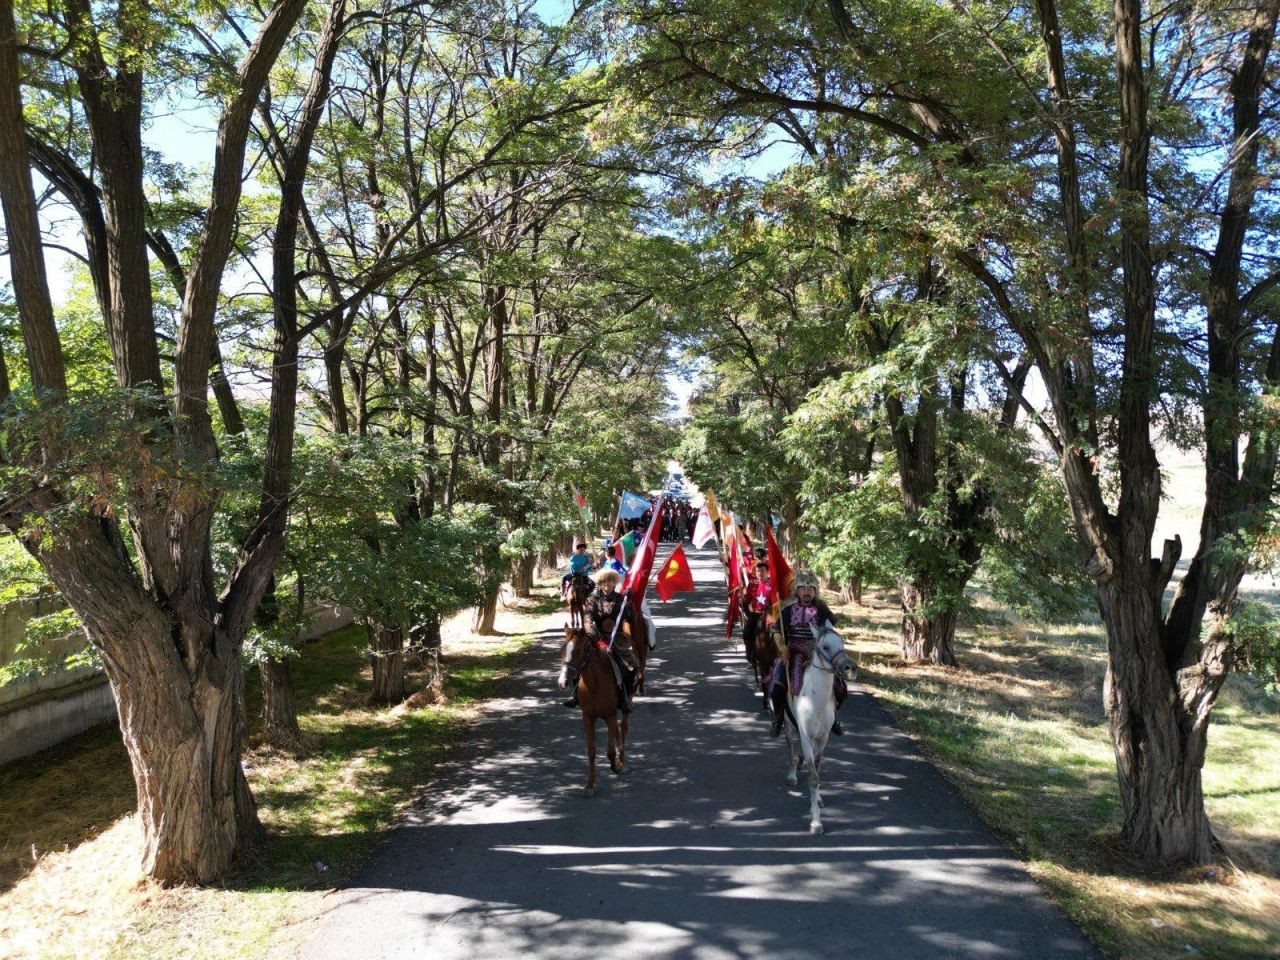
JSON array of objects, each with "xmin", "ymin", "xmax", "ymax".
[{"xmin": 782, "ymin": 622, "xmax": 856, "ymax": 834}]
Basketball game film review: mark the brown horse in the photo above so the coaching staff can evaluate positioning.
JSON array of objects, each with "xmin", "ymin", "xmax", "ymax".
[
  {"xmin": 744, "ymin": 610, "xmax": 773, "ymax": 708},
  {"xmin": 620, "ymin": 600, "xmax": 650, "ymax": 695},
  {"xmin": 565, "ymin": 572, "xmax": 593, "ymax": 628},
  {"xmin": 557, "ymin": 623, "xmax": 628, "ymax": 796}
]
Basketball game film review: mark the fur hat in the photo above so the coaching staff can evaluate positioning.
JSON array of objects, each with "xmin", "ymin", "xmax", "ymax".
[
  {"xmin": 793, "ymin": 570, "xmax": 820, "ymax": 592},
  {"xmin": 593, "ymin": 568, "xmax": 621, "ymax": 586}
]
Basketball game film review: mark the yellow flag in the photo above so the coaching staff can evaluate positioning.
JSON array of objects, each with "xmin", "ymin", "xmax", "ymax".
[{"xmin": 705, "ymin": 492, "xmax": 721, "ymax": 522}]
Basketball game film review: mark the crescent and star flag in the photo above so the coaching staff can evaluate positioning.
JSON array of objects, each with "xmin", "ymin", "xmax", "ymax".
[
  {"xmin": 765, "ymin": 524, "xmax": 794, "ymax": 623},
  {"xmin": 622, "ymin": 496, "xmax": 665, "ymax": 604},
  {"xmin": 654, "ymin": 543, "xmax": 695, "ymax": 602},
  {"xmin": 570, "ymin": 482, "xmax": 592, "ymax": 525},
  {"xmin": 619, "ymin": 491, "xmax": 651, "ymax": 520},
  {"xmin": 692, "ymin": 504, "xmax": 716, "ymax": 549}
]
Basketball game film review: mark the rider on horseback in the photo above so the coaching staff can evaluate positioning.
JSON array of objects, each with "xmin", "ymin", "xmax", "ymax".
[
  {"xmin": 767, "ymin": 571, "xmax": 847, "ymax": 738},
  {"xmin": 562, "ymin": 568, "xmax": 640, "ymax": 713},
  {"xmin": 742, "ymin": 553, "xmax": 772, "ymax": 665},
  {"xmin": 561, "ymin": 542, "xmax": 594, "ymax": 601}
]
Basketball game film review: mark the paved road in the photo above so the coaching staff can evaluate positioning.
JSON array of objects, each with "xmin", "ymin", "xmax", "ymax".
[{"xmin": 299, "ymin": 545, "xmax": 1100, "ymax": 960}]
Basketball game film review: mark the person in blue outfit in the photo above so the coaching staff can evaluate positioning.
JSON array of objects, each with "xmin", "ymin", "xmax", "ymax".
[{"xmin": 561, "ymin": 542, "xmax": 594, "ymax": 600}]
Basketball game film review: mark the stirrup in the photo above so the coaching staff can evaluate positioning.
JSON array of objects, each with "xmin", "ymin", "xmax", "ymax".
[
  {"xmin": 831, "ymin": 719, "xmax": 844, "ymax": 736},
  {"xmin": 562, "ymin": 696, "xmax": 578, "ymax": 708}
]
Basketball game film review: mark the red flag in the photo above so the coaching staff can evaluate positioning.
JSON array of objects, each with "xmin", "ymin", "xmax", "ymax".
[
  {"xmin": 623, "ymin": 496, "xmax": 665, "ymax": 603},
  {"xmin": 765, "ymin": 525, "xmax": 793, "ymax": 623},
  {"xmin": 726, "ymin": 535, "xmax": 743, "ymax": 592},
  {"xmin": 654, "ymin": 543, "xmax": 695, "ymax": 602},
  {"xmin": 725, "ymin": 536, "xmax": 742, "ymax": 639}
]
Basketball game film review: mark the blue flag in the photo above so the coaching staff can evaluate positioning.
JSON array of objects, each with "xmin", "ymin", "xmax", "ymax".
[{"xmin": 619, "ymin": 491, "xmax": 651, "ymax": 520}]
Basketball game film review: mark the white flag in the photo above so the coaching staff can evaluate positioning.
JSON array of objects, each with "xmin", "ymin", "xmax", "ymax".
[{"xmin": 692, "ymin": 504, "xmax": 716, "ymax": 549}]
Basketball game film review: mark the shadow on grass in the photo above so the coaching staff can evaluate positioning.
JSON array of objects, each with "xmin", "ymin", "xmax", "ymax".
[
  {"xmin": 0, "ymin": 619, "xmax": 540, "ymax": 896},
  {"xmin": 837, "ymin": 597, "xmax": 1280, "ymax": 960}
]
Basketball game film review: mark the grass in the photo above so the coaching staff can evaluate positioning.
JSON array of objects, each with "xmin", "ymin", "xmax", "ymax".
[
  {"xmin": 836, "ymin": 589, "xmax": 1280, "ymax": 960},
  {"xmin": 0, "ymin": 585, "xmax": 555, "ymax": 960}
]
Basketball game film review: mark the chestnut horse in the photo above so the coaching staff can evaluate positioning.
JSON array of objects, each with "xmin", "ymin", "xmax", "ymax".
[
  {"xmin": 743, "ymin": 610, "xmax": 773, "ymax": 708},
  {"xmin": 565, "ymin": 572, "xmax": 593, "ymax": 628},
  {"xmin": 557, "ymin": 622, "xmax": 628, "ymax": 795},
  {"xmin": 619, "ymin": 600, "xmax": 650, "ymax": 695}
]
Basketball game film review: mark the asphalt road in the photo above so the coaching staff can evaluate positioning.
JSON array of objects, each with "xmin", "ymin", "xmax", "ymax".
[{"xmin": 298, "ymin": 544, "xmax": 1101, "ymax": 960}]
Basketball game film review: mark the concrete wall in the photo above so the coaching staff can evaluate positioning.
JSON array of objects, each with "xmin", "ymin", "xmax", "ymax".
[
  {"xmin": 0, "ymin": 602, "xmax": 355, "ymax": 767},
  {"xmin": 0, "ymin": 672, "xmax": 115, "ymax": 766}
]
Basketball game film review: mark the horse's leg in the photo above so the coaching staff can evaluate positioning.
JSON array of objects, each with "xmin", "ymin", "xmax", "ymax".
[
  {"xmin": 799, "ymin": 730, "xmax": 822, "ymax": 833},
  {"xmin": 606, "ymin": 712, "xmax": 622, "ymax": 773},
  {"xmin": 783, "ymin": 720, "xmax": 799, "ymax": 787},
  {"xmin": 583, "ymin": 712, "xmax": 597, "ymax": 797}
]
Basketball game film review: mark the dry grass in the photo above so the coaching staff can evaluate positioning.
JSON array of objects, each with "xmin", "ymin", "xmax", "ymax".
[
  {"xmin": 0, "ymin": 583, "xmax": 559, "ymax": 960},
  {"xmin": 839, "ymin": 588, "xmax": 1280, "ymax": 960}
]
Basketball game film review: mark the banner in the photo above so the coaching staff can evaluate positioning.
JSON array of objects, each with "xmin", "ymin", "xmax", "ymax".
[
  {"xmin": 613, "ymin": 531, "xmax": 637, "ymax": 566},
  {"xmin": 724, "ymin": 535, "xmax": 742, "ymax": 640},
  {"xmin": 691, "ymin": 504, "xmax": 716, "ymax": 549},
  {"xmin": 704, "ymin": 492, "xmax": 721, "ymax": 522},
  {"xmin": 619, "ymin": 490, "xmax": 651, "ymax": 520},
  {"xmin": 765, "ymin": 525, "xmax": 794, "ymax": 623},
  {"xmin": 570, "ymin": 482, "xmax": 592, "ymax": 525},
  {"xmin": 623, "ymin": 496, "xmax": 665, "ymax": 603},
  {"xmin": 654, "ymin": 544, "xmax": 695, "ymax": 602}
]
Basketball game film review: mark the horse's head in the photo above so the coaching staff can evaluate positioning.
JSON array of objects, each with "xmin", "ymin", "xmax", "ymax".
[
  {"xmin": 559, "ymin": 626, "xmax": 589, "ymax": 690},
  {"xmin": 813, "ymin": 622, "xmax": 856, "ymax": 682}
]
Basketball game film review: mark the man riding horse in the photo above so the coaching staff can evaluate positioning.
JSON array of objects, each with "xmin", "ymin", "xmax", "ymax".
[
  {"xmin": 562, "ymin": 568, "xmax": 640, "ymax": 713},
  {"xmin": 767, "ymin": 571, "xmax": 847, "ymax": 738}
]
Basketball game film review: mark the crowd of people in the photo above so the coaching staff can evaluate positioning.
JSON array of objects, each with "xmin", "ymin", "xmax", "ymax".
[{"xmin": 616, "ymin": 497, "xmax": 698, "ymax": 543}]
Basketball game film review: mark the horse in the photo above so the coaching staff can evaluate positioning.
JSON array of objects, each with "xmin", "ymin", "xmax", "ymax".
[
  {"xmin": 565, "ymin": 572, "xmax": 594, "ymax": 628},
  {"xmin": 743, "ymin": 609, "xmax": 772, "ymax": 707},
  {"xmin": 619, "ymin": 599, "xmax": 652, "ymax": 695},
  {"xmin": 781, "ymin": 622, "xmax": 856, "ymax": 834},
  {"xmin": 558, "ymin": 622, "xmax": 628, "ymax": 796}
]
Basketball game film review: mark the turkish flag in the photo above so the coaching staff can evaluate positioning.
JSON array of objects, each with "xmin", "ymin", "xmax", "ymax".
[{"xmin": 654, "ymin": 544, "xmax": 696, "ymax": 602}]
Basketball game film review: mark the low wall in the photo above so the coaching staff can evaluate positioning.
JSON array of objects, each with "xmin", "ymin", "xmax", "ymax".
[
  {"xmin": 0, "ymin": 672, "xmax": 115, "ymax": 766},
  {"xmin": 0, "ymin": 603, "xmax": 354, "ymax": 767}
]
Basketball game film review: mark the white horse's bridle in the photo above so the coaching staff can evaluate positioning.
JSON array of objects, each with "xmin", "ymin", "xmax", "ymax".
[{"xmin": 809, "ymin": 624, "xmax": 856, "ymax": 679}]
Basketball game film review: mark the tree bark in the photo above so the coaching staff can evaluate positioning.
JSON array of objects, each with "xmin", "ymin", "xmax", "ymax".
[
  {"xmin": 472, "ymin": 588, "xmax": 499, "ymax": 635},
  {"xmin": 369, "ymin": 622, "xmax": 406, "ymax": 705},
  {"xmin": 511, "ymin": 553, "xmax": 536, "ymax": 598},
  {"xmin": 899, "ymin": 578, "xmax": 959, "ymax": 666},
  {"xmin": 410, "ymin": 615, "xmax": 445, "ymax": 702},
  {"xmin": 259, "ymin": 656, "xmax": 303, "ymax": 749}
]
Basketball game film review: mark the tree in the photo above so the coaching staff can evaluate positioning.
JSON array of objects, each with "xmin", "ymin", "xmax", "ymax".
[
  {"xmin": 620, "ymin": 0, "xmax": 1280, "ymax": 864},
  {"xmin": 0, "ymin": 0, "xmax": 309, "ymax": 883}
]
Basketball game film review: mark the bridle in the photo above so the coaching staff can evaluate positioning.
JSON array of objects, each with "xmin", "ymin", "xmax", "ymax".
[{"xmin": 808, "ymin": 624, "xmax": 855, "ymax": 678}]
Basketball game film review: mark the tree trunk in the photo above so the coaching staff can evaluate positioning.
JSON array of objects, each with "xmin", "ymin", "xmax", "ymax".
[
  {"xmin": 410, "ymin": 615, "xmax": 445, "ymax": 702},
  {"xmin": 511, "ymin": 553, "xmax": 535, "ymax": 598},
  {"xmin": 369, "ymin": 622, "xmax": 406, "ymax": 705},
  {"xmin": 259, "ymin": 656, "xmax": 302, "ymax": 749},
  {"xmin": 899, "ymin": 578, "xmax": 958, "ymax": 666},
  {"xmin": 472, "ymin": 587, "xmax": 499, "ymax": 635},
  {"xmin": 1097, "ymin": 576, "xmax": 1217, "ymax": 864}
]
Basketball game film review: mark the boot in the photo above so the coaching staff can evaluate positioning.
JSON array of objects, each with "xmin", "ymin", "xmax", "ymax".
[
  {"xmin": 562, "ymin": 689, "xmax": 579, "ymax": 708},
  {"xmin": 830, "ymin": 719, "xmax": 844, "ymax": 736},
  {"xmin": 771, "ymin": 704, "xmax": 785, "ymax": 738}
]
